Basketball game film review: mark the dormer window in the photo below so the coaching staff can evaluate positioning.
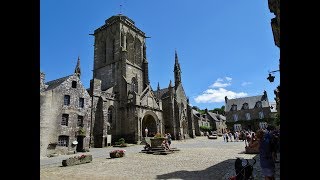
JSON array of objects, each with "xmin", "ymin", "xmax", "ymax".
[
  {"xmin": 256, "ymin": 101, "xmax": 262, "ymax": 108},
  {"xmin": 242, "ymin": 103, "xmax": 249, "ymax": 110},
  {"xmin": 231, "ymin": 104, "xmax": 237, "ymax": 111}
]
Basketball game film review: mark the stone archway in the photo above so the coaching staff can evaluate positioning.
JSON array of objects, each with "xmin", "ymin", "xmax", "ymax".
[
  {"xmin": 142, "ymin": 111, "xmax": 160, "ymax": 137},
  {"xmin": 142, "ymin": 115, "xmax": 156, "ymax": 137}
]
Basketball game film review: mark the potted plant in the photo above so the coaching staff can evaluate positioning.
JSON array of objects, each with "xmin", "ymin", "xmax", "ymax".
[{"xmin": 109, "ymin": 149, "xmax": 126, "ymax": 158}]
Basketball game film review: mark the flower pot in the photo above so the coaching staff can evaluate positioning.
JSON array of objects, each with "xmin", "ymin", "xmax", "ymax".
[{"xmin": 110, "ymin": 152, "xmax": 125, "ymax": 158}]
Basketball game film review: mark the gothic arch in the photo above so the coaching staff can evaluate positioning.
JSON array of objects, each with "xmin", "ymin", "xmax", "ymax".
[
  {"xmin": 134, "ymin": 38, "xmax": 142, "ymax": 65},
  {"xmin": 126, "ymin": 33, "xmax": 134, "ymax": 64},
  {"xmin": 131, "ymin": 77, "xmax": 138, "ymax": 93},
  {"xmin": 142, "ymin": 111, "xmax": 160, "ymax": 137}
]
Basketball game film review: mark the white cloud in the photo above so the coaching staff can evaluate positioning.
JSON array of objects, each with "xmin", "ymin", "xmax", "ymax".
[
  {"xmin": 225, "ymin": 77, "xmax": 232, "ymax": 81},
  {"xmin": 210, "ymin": 77, "xmax": 232, "ymax": 88},
  {"xmin": 241, "ymin": 82, "xmax": 252, "ymax": 86},
  {"xmin": 194, "ymin": 88, "xmax": 248, "ymax": 103}
]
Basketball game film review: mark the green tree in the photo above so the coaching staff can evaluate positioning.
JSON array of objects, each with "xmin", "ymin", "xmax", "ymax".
[{"xmin": 209, "ymin": 105, "xmax": 225, "ymax": 115}]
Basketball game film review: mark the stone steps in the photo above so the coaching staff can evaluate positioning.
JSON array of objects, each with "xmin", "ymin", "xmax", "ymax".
[{"xmin": 140, "ymin": 147, "xmax": 180, "ymax": 155}]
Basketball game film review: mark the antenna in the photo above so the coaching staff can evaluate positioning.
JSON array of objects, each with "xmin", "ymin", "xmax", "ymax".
[{"xmin": 119, "ymin": 0, "xmax": 126, "ymax": 15}]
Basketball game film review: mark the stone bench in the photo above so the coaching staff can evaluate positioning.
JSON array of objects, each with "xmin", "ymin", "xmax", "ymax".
[{"xmin": 62, "ymin": 154, "xmax": 92, "ymax": 167}]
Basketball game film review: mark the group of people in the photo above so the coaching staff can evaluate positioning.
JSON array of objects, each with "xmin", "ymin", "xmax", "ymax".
[
  {"xmin": 244, "ymin": 126, "xmax": 280, "ymax": 180},
  {"xmin": 161, "ymin": 133, "xmax": 172, "ymax": 150},
  {"xmin": 258, "ymin": 126, "xmax": 280, "ymax": 180},
  {"xmin": 227, "ymin": 126, "xmax": 280, "ymax": 179}
]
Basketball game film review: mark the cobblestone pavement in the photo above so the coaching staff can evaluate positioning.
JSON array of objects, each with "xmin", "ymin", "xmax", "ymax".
[{"xmin": 40, "ymin": 136, "xmax": 280, "ymax": 180}]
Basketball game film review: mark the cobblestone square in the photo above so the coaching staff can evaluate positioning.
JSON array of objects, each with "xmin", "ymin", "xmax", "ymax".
[{"xmin": 40, "ymin": 136, "xmax": 280, "ymax": 180}]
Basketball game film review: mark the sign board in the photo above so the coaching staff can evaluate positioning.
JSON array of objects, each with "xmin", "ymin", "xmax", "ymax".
[{"xmin": 107, "ymin": 135, "xmax": 112, "ymax": 146}]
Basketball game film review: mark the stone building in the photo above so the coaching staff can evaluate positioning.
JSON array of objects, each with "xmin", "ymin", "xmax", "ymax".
[
  {"xmin": 224, "ymin": 91, "xmax": 272, "ymax": 131},
  {"xmin": 268, "ymin": 0, "xmax": 280, "ymax": 48},
  {"xmin": 206, "ymin": 110, "xmax": 227, "ymax": 134},
  {"xmin": 192, "ymin": 109, "xmax": 211, "ymax": 136},
  {"xmin": 89, "ymin": 14, "xmax": 195, "ymax": 146},
  {"xmin": 153, "ymin": 51, "xmax": 195, "ymax": 140},
  {"xmin": 89, "ymin": 14, "xmax": 162, "ymax": 146},
  {"xmin": 268, "ymin": 0, "xmax": 280, "ymax": 116},
  {"xmin": 40, "ymin": 58, "xmax": 91, "ymax": 157}
]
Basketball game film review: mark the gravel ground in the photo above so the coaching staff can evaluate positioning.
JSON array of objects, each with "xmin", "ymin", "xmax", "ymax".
[{"xmin": 40, "ymin": 136, "xmax": 280, "ymax": 180}]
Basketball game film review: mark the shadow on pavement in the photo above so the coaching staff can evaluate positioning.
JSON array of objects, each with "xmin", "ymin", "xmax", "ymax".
[{"xmin": 156, "ymin": 155, "xmax": 259, "ymax": 180}]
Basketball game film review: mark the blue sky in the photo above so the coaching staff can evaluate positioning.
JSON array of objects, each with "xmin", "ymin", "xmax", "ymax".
[{"xmin": 40, "ymin": 0, "xmax": 280, "ymax": 110}]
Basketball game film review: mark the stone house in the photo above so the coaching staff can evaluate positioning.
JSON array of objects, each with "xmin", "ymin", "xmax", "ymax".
[
  {"xmin": 206, "ymin": 111, "xmax": 227, "ymax": 134},
  {"xmin": 192, "ymin": 109, "xmax": 211, "ymax": 136},
  {"xmin": 40, "ymin": 58, "xmax": 91, "ymax": 157},
  {"xmin": 224, "ymin": 91, "xmax": 272, "ymax": 131},
  {"xmin": 89, "ymin": 14, "xmax": 195, "ymax": 146}
]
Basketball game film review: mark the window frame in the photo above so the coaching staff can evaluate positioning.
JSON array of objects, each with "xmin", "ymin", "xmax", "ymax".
[
  {"xmin": 64, "ymin": 95, "xmax": 70, "ymax": 106},
  {"xmin": 61, "ymin": 114, "xmax": 69, "ymax": 126}
]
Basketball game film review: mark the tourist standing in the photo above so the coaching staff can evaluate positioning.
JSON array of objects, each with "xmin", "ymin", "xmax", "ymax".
[
  {"xmin": 225, "ymin": 132, "xmax": 229, "ymax": 142},
  {"xmin": 258, "ymin": 129, "xmax": 275, "ymax": 180},
  {"xmin": 145, "ymin": 127, "xmax": 148, "ymax": 137}
]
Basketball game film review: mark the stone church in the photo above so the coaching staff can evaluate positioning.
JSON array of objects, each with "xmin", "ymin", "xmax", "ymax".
[{"xmin": 89, "ymin": 14, "xmax": 195, "ymax": 147}]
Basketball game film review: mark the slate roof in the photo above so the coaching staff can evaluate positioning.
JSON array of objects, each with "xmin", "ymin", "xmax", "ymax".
[
  {"xmin": 225, "ymin": 94, "xmax": 269, "ymax": 112},
  {"xmin": 153, "ymin": 88, "xmax": 169, "ymax": 99},
  {"xmin": 192, "ymin": 109, "xmax": 201, "ymax": 116},
  {"xmin": 207, "ymin": 112, "xmax": 226, "ymax": 122},
  {"xmin": 45, "ymin": 75, "xmax": 72, "ymax": 91}
]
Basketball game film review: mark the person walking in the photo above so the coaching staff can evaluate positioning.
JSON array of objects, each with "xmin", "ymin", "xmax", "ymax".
[{"xmin": 257, "ymin": 129, "xmax": 276, "ymax": 180}]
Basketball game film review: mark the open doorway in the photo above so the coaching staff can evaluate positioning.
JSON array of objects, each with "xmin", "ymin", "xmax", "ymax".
[
  {"xmin": 76, "ymin": 136, "xmax": 84, "ymax": 152},
  {"xmin": 142, "ymin": 114, "xmax": 157, "ymax": 137}
]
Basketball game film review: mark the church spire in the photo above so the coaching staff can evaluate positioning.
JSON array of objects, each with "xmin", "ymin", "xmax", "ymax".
[
  {"xmin": 174, "ymin": 50, "xmax": 181, "ymax": 86},
  {"xmin": 74, "ymin": 56, "xmax": 81, "ymax": 78},
  {"xmin": 168, "ymin": 80, "xmax": 173, "ymax": 88},
  {"xmin": 157, "ymin": 82, "xmax": 160, "ymax": 91}
]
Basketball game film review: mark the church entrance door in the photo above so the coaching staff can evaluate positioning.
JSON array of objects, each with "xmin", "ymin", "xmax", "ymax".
[{"xmin": 142, "ymin": 114, "xmax": 157, "ymax": 137}]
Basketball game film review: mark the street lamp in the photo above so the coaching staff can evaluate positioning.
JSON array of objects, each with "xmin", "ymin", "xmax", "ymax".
[{"xmin": 267, "ymin": 70, "xmax": 279, "ymax": 82}]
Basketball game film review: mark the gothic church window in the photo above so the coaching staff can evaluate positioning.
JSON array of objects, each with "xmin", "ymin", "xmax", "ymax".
[
  {"xmin": 61, "ymin": 114, "xmax": 69, "ymax": 126},
  {"xmin": 131, "ymin": 77, "xmax": 138, "ymax": 93},
  {"xmin": 72, "ymin": 81, "xmax": 77, "ymax": 88},
  {"xmin": 64, "ymin": 95, "xmax": 70, "ymax": 106},
  {"xmin": 134, "ymin": 39, "xmax": 142, "ymax": 65},
  {"xmin": 58, "ymin": 135, "xmax": 69, "ymax": 147},
  {"xmin": 126, "ymin": 34, "xmax": 134, "ymax": 63}
]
